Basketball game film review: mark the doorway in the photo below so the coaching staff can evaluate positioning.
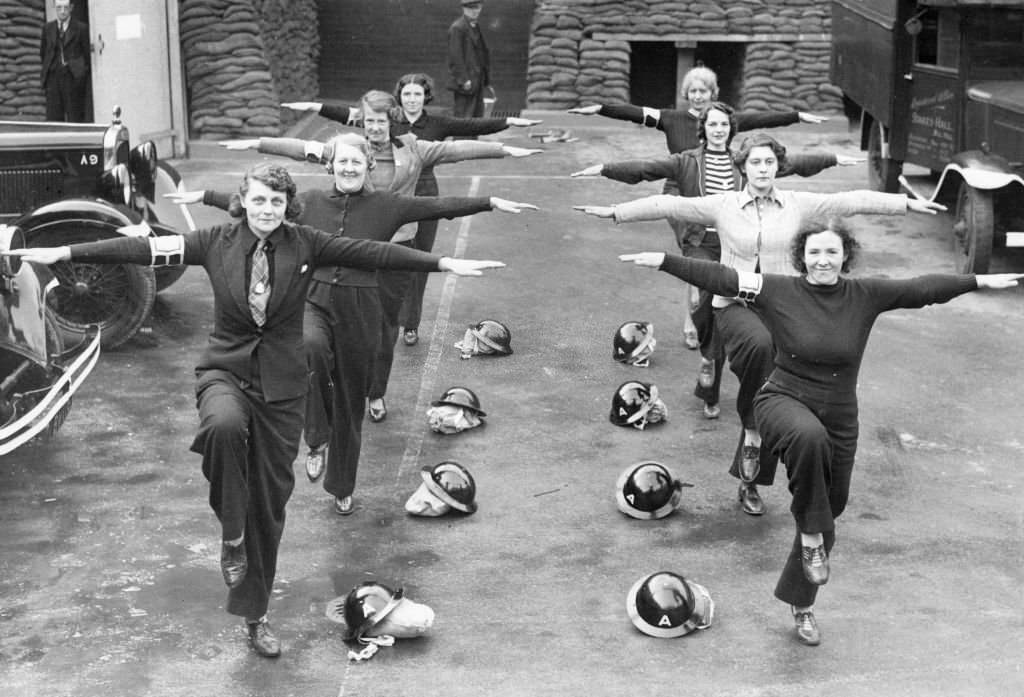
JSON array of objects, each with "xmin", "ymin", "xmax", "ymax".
[
  {"xmin": 693, "ymin": 43, "xmax": 746, "ymax": 107},
  {"xmin": 629, "ymin": 42, "xmax": 677, "ymax": 108}
]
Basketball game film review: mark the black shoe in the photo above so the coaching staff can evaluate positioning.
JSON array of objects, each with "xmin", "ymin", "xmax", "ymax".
[
  {"xmin": 737, "ymin": 483, "xmax": 765, "ymax": 516},
  {"xmin": 739, "ymin": 444, "xmax": 760, "ymax": 483},
  {"xmin": 801, "ymin": 542, "xmax": 830, "ymax": 585},
  {"xmin": 403, "ymin": 329, "xmax": 419, "ymax": 346},
  {"xmin": 305, "ymin": 443, "xmax": 327, "ymax": 482},
  {"xmin": 220, "ymin": 540, "xmax": 247, "ymax": 589},
  {"xmin": 335, "ymin": 495, "xmax": 354, "ymax": 516},
  {"xmin": 791, "ymin": 606, "xmax": 821, "ymax": 646},
  {"xmin": 247, "ymin": 618, "xmax": 281, "ymax": 657},
  {"xmin": 368, "ymin": 399, "xmax": 387, "ymax": 423}
]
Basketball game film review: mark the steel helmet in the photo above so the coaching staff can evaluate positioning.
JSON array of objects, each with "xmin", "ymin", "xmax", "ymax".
[
  {"xmin": 420, "ymin": 461, "xmax": 478, "ymax": 514},
  {"xmin": 616, "ymin": 461, "xmax": 684, "ymax": 519},
  {"xmin": 609, "ymin": 381, "xmax": 658, "ymax": 428},
  {"xmin": 613, "ymin": 321, "xmax": 655, "ymax": 366},
  {"xmin": 337, "ymin": 581, "xmax": 404, "ymax": 641},
  {"xmin": 431, "ymin": 386, "xmax": 486, "ymax": 417},
  {"xmin": 469, "ymin": 319, "xmax": 513, "ymax": 355},
  {"xmin": 627, "ymin": 571, "xmax": 715, "ymax": 638}
]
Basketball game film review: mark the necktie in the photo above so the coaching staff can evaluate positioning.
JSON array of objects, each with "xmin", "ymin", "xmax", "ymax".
[
  {"xmin": 249, "ymin": 240, "xmax": 270, "ymax": 326},
  {"xmin": 58, "ymin": 24, "xmax": 66, "ymax": 66}
]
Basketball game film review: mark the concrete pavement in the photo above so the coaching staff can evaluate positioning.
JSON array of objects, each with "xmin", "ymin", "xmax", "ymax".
[{"xmin": 1, "ymin": 114, "xmax": 1022, "ymax": 696}]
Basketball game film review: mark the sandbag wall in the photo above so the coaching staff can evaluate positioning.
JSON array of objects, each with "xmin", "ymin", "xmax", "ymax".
[
  {"xmin": 180, "ymin": 0, "xmax": 319, "ymax": 138},
  {"xmin": 527, "ymin": 0, "xmax": 843, "ymax": 113},
  {"xmin": 0, "ymin": 0, "xmax": 46, "ymax": 120}
]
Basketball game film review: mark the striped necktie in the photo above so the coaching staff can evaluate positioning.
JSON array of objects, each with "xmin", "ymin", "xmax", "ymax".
[{"xmin": 248, "ymin": 240, "xmax": 270, "ymax": 326}]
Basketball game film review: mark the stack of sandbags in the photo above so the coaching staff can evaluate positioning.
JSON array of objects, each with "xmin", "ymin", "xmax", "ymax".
[
  {"xmin": 576, "ymin": 39, "xmax": 630, "ymax": 105},
  {"xmin": 526, "ymin": 9, "xmax": 583, "ymax": 109},
  {"xmin": 0, "ymin": 0, "xmax": 45, "ymax": 120},
  {"xmin": 740, "ymin": 41, "xmax": 842, "ymax": 113},
  {"xmin": 251, "ymin": 0, "xmax": 319, "ymax": 130},
  {"xmin": 180, "ymin": 0, "xmax": 281, "ymax": 138}
]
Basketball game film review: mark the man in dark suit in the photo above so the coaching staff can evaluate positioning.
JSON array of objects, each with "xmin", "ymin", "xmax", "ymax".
[
  {"xmin": 40, "ymin": 0, "xmax": 91, "ymax": 122},
  {"xmin": 447, "ymin": 0, "xmax": 491, "ymax": 118}
]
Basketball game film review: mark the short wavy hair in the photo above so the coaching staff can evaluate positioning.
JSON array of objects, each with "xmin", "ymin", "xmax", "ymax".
[
  {"xmin": 230, "ymin": 162, "xmax": 302, "ymax": 221},
  {"xmin": 790, "ymin": 217, "xmax": 860, "ymax": 274},
  {"xmin": 734, "ymin": 133, "xmax": 788, "ymax": 172},
  {"xmin": 394, "ymin": 72, "xmax": 435, "ymax": 105},
  {"xmin": 323, "ymin": 132, "xmax": 376, "ymax": 174},
  {"xmin": 697, "ymin": 101, "xmax": 737, "ymax": 148},
  {"xmin": 681, "ymin": 66, "xmax": 719, "ymax": 99},
  {"xmin": 360, "ymin": 89, "xmax": 397, "ymax": 115}
]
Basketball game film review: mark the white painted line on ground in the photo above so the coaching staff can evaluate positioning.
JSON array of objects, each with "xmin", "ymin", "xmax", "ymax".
[{"xmin": 395, "ymin": 176, "xmax": 481, "ymax": 485}]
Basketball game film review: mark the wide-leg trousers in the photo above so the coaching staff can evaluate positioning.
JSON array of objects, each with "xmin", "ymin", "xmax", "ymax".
[
  {"xmin": 399, "ymin": 176, "xmax": 441, "ymax": 333},
  {"xmin": 715, "ymin": 303, "xmax": 781, "ymax": 485},
  {"xmin": 369, "ymin": 242, "xmax": 415, "ymax": 401},
  {"xmin": 754, "ymin": 383, "xmax": 858, "ymax": 607},
  {"xmin": 304, "ymin": 285, "xmax": 382, "ymax": 499},
  {"xmin": 190, "ymin": 369, "xmax": 302, "ymax": 620}
]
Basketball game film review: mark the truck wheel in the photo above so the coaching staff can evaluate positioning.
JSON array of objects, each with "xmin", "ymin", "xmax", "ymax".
[
  {"xmin": 867, "ymin": 122, "xmax": 902, "ymax": 193},
  {"xmin": 30, "ymin": 229, "xmax": 158, "ymax": 349},
  {"xmin": 952, "ymin": 183, "xmax": 994, "ymax": 274}
]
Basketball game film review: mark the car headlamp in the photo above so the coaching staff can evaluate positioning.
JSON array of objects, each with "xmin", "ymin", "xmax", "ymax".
[{"xmin": 101, "ymin": 163, "xmax": 132, "ymax": 206}]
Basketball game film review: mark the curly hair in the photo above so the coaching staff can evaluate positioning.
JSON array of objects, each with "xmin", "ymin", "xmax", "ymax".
[
  {"xmin": 394, "ymin": 72, "xmax": 435, "ymax": 105},
  {"xmin": 734, "ymin": 133, "xmax": 788, "ymax": 172},
  {"xmin": 680, "ymin": 66, "xmax": 719, "ymax": 99},
  {"xmin": 230, "ymin": 162, "xmax": 302, "ymax": 221},
  {"xmin": 697, "ymin": 101, "xmax": 737, "ymax": 149},
  {"xmin": 789, "ymin": 217, "xmax": 860, "ymax": 274}
]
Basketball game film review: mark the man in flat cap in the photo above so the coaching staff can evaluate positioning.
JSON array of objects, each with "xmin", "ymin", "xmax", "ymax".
[{"xmin": 447, "ymin": 0, "xmax": 491, "ymax": 118}]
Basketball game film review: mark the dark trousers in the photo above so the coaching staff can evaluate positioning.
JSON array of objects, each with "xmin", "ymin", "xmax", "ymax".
[
  {"xmin": 716, "ymin": 303, "xmax": 781, "ymax": 485},
  {"xmin": 190, "ymin": 369, "xmax": 302, "ymax": 620},
  {"xmin": 754, "ymin": 384, "xmax": 858, "ymax": 607},
  {"xmin": 399, "ymin": 176, "xmax": 441, "ymax": 333},
  {"xmin": 304, "ymin": 285, "xmax": 381, "ymax": 499},
  {"xmin": 369, "ymin": 262, "xmax": 413, "ymax": 400},
  {"xmin": 452, "ymin": 90, "xmax": 484, "ymax": 118},
  {"xmin": 45, "ymin": 67, "xmax": 87, "ymax": 122}
]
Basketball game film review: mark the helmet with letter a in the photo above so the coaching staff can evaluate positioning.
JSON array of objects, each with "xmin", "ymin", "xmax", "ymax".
[
  {"xmin": 609, "ymin": 380, "xmax": 665, "ymax": 430},
  {"xmin": 626, "ymin": 571, "xmax": 715, "ymax": 638},
  {"xmin": 615, "ymin": 461, "xmax": 685, "ymax": 519},
  {"xmin": 613, "ymin": 321, "xmax": 656, "ymax": 366}
]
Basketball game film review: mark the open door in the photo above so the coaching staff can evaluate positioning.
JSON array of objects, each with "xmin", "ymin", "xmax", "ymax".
[{"xmin": 87, "ymin": 1, "xmax": 187, "ymax": 157}]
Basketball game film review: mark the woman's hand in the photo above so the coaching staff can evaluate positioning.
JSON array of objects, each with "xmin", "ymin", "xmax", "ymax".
[
  {"xmin": 567, "ymin": 105, "xmax": 601, "ymax": 115},
  {"xmin": 280, "ymin": 101, "xmax": 322, "ymax": 112},
  {"xmin": 163, "ymin": 190, "xmax": 205, "ymax": 205},
  {"xmin": 570, "ymin": 164, "xmax": 604, "ymax": 177},
  {"xmin": 117, "ymin": 222, "xmax": 154, "ymax": 237},
  {"xmin": 619, "ymin": 252, "xmax": 665, "ymax": 268},
  {"xmin": 907, "ymin": 198, "xmax": 947, "ymax": 214},
  {"xmin": 835, "ymin": 154, "xmax": 865, "ymax": 166},
  {"xmin": 489, "ymin": 198, "xmax": 539, "ymax": 213},
  {"xmin": 5, "ymin": 246, "xmax": 71, "ymax": 265},
  {"xmin": 219, "ymin": 139, "xmax": 260, "ymax": 151},
  {"xmin": 506, "ymin": 117, "xmax": 542, "ymax": 127},
  {"xmin": 572, "ymin": 205, "xmax": 615, "ymax": 219},
  {"xmin": 502, "ymin": 145, "xmax": 543, "ymax": 157},
  {"xmin": 977, "ymin": 273, "xmax": 1024, "ymax": 289},
  {"xmin": 798, "ymin": 112, "xmax": 829, "ymax": 124},
  {"xmin": 439, "ymin": 257, "xmax": 506, "ymax": 276}
]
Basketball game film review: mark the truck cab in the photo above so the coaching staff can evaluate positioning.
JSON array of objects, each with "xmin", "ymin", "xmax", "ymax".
[{"xmin": 831, "ymin": 0, "xmax": 1024, "ymax": 272}]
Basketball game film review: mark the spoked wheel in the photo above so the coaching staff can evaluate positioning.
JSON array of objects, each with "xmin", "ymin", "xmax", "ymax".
[
  {"xmin": 29, "ymin": 229, "xmax": 157, "ymax": 349},
  {"xmin": 952, "ymin": 182, "xmax": 994, "ymax": 274}
]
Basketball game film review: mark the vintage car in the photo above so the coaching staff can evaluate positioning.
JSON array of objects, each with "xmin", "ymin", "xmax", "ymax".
[
  {"xmin": 0, "ymin": 108, "xmax": 194, "ymax": 348},
  {"xmin": 0, "ymin": 223, "xmax": 100, "ymax": 454},
  {"xmin": 831, "ymin": 0, "xmax": 1024, "ymax": 272}
]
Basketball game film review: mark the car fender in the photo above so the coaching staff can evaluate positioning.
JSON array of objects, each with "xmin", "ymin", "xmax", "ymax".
[
  {"xmin": 932, "ymin": 151, "xmax": 1024, "ymax": 203},
  {"xmin": 14, "ymin": 198, "xmax": 145, "ymax": 240}
]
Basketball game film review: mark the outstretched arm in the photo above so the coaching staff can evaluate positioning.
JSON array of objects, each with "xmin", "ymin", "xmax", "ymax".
[
  {"xmin": 619, "ymin": 252, "xmax": 743, "ymax": 297},
  {"xmin": 574, "ymin": 194, "xmax": 718, "ymax": 225},
  {"xmin": 568, "ymin": 103, "xmax": 658, "ymax": 128}
]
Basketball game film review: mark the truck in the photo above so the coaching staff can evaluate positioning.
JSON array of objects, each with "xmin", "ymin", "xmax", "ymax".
[{"xmin": 830, "ymin": 0, "xmax": 1024, "ymax": 272}]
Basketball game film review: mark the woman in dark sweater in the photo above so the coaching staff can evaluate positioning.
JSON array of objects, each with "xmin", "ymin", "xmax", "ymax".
[
  {"xmin": 168, "ymin": 134, "xmax": 534, "ymax": 517},
  {"xmin": 283, "ymin": 73, "xmax": 541, "ymax": 347},
  {"xmin": 11, "ymin": 162, "xmax": 506, "ymax": 658},
  {"xmin": 617, "ymin": 220, "xmax": 1021, "ymax": 647}
]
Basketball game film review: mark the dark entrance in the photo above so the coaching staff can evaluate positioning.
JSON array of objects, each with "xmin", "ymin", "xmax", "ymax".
[
  {"xmin": 629, "ymin": 42, "xmax": 677, "ymax": 108},
  {"xmin": 693, "ymin": 43, "xmax": 746, "ymax": 107}
]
